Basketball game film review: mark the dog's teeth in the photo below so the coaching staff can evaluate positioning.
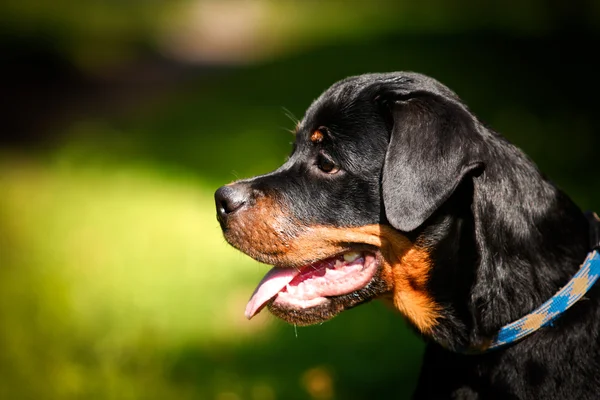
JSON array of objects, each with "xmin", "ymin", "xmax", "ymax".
[
  {"xmin": 343, "ymin": 252, "xmax": 361, "ymax": 263},
  {"xmin": 334, "ymin": 259, "xmax": 343, "ymax": 268},
  {"xmin": 286, "ymin": 284, "xmax": 295, "ymax": 296},
  {"xmin": 301, "ymin": 282, "xmax": 316, "ymax": 297},
  {"xmin": 325, "ymin": 268, "xmax": 342, "ymax": 279}
]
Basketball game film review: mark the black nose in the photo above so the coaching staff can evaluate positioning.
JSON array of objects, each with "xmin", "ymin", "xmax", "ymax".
[{"xmin": 215, "ymin": 184, "xmax": 250, "ymax": 221}]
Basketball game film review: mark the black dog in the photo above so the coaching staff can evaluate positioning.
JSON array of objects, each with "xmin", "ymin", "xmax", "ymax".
[{"xmin": 215, "ymin": 72, "xmax": 600, "ymax": 399}]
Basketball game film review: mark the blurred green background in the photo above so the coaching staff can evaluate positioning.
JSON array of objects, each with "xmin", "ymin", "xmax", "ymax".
[{"xmin": 1, "ymin": 1, "xmax": 599, "ymax": 399}]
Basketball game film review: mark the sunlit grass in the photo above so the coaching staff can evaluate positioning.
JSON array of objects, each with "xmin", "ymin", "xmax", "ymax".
[
  {"xmin": 1, "ymin": 157, "xmax": 269, "ymax": 341},
  {"xmin": 0, "ymin": 156, "xmax": 279, "ymax": 398}
]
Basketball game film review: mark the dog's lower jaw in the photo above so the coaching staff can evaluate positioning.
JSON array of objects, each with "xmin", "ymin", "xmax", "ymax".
[
  {"xmin": 222, "ymin": 208, "xmax": 447, "ymax": 334},
  {"xmin": 265, "ymin": 246, "xmax": 446, "ymax": 337},
  {"xmin": 268, "ymin": 298, "xmax": 346, "ymax": 326},
  {"xmin": 267, "ymin": 268, "xmax": 393, "ymax": 326}
]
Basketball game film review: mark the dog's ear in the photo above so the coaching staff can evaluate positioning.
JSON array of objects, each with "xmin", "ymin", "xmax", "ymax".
[{"xmin": 381, "ymin": 92, "xmax": 484, "ymax": 232}]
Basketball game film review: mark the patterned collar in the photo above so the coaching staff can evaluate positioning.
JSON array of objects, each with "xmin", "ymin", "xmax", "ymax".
[{"xmin": 466, "ymin": 211, "xmax": 600, "ymax": 353}]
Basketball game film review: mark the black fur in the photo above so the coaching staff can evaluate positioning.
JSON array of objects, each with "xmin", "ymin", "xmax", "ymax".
[{"xmin": 215, "ymin": 72, "xmax": 598, "ymax": 399}]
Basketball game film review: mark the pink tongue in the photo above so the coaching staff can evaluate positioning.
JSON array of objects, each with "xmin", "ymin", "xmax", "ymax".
[{"xmin": 245, "ymin": 267, "xmax": 300, "ymax": 319}]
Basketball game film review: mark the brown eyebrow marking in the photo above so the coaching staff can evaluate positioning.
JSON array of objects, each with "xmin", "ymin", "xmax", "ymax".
[{"xmin": 310, "ymin": 129, "xmax": 324, "ymax": 143}]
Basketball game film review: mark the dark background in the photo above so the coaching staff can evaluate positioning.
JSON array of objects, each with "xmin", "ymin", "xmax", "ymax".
[{"xmin": 1, "ymin": 1, "xmax": 599, "ymax": 399}]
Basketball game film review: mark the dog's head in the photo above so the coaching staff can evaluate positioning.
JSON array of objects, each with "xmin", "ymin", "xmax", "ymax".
[{"xmin": 215, "ymin": 72, "xmax": 490, "ymax": 336}]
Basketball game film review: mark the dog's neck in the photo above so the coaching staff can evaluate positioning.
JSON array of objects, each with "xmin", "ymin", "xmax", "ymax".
[{"xmin": 421, "ymin": 136, "xmax": 591, "ymax": 350}]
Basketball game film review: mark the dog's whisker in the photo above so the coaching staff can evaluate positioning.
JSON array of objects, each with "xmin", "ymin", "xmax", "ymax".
[
  {"xmin": 281, "ymin": 107, "xmax": 300, "ymax": 135},
  {"xmin": 278, "ymin": 125, "xmax": 297, "ymax": 135},
  {"xmin": 281, "ymin": 106, "xmax": 299, "ymax": 124}
]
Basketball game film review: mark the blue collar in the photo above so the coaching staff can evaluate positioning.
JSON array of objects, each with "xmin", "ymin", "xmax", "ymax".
[{"xmin": 466, "ymin": 212, "xmax": 600, "ymax": 353}]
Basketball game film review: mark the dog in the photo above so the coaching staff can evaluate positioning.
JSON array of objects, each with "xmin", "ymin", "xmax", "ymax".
[{"xmin": 214, "ymin": 72, "xmax": 600, "ymax": 399}]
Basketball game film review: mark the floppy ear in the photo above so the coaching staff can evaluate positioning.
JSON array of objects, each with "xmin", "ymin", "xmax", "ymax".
[{"xmin": 382, "ymin": 93, "xmax": 484, "ymax": 232}]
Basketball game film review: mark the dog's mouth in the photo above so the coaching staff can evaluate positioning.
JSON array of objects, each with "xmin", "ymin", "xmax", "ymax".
[{"xmin": 245, "ymin": 250, "xmax": 380, "ymax": 319}]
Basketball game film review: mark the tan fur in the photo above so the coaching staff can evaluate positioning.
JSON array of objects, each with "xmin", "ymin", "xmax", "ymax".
[
  {"xmin": 226, "ymin": 208, "xmax": 441, "ymax": 333},
  {"xmin": 310, "ymin": 130, "xmax": 324, "ymax": 143}
]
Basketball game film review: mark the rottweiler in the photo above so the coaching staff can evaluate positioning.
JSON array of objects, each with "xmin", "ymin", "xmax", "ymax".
[{"xmin": 214, "ymin": 72, "xmax": 600, "ymax": 399}]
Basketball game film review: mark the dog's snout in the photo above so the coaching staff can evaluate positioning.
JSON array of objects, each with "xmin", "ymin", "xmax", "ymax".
[{"xmin": 215, "ymin": 184, "xmax": 251, "ymax": 221}]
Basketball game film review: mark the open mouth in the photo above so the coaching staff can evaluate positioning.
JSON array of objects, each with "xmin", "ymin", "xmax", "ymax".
[{"xmin": 245, "ymin": 251, "xmax": 379, "ymax": 319}]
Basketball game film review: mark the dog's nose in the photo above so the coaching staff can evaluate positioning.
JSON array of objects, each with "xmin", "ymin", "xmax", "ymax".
[{"xmin": 215, "ymin": 184, "xmax": 250, "ymax": 220}]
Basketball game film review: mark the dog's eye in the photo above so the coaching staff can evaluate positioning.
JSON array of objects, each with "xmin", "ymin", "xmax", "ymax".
[{"xmin": 317, "ymin": 154, "xmax": 339, "ymax": 174}]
